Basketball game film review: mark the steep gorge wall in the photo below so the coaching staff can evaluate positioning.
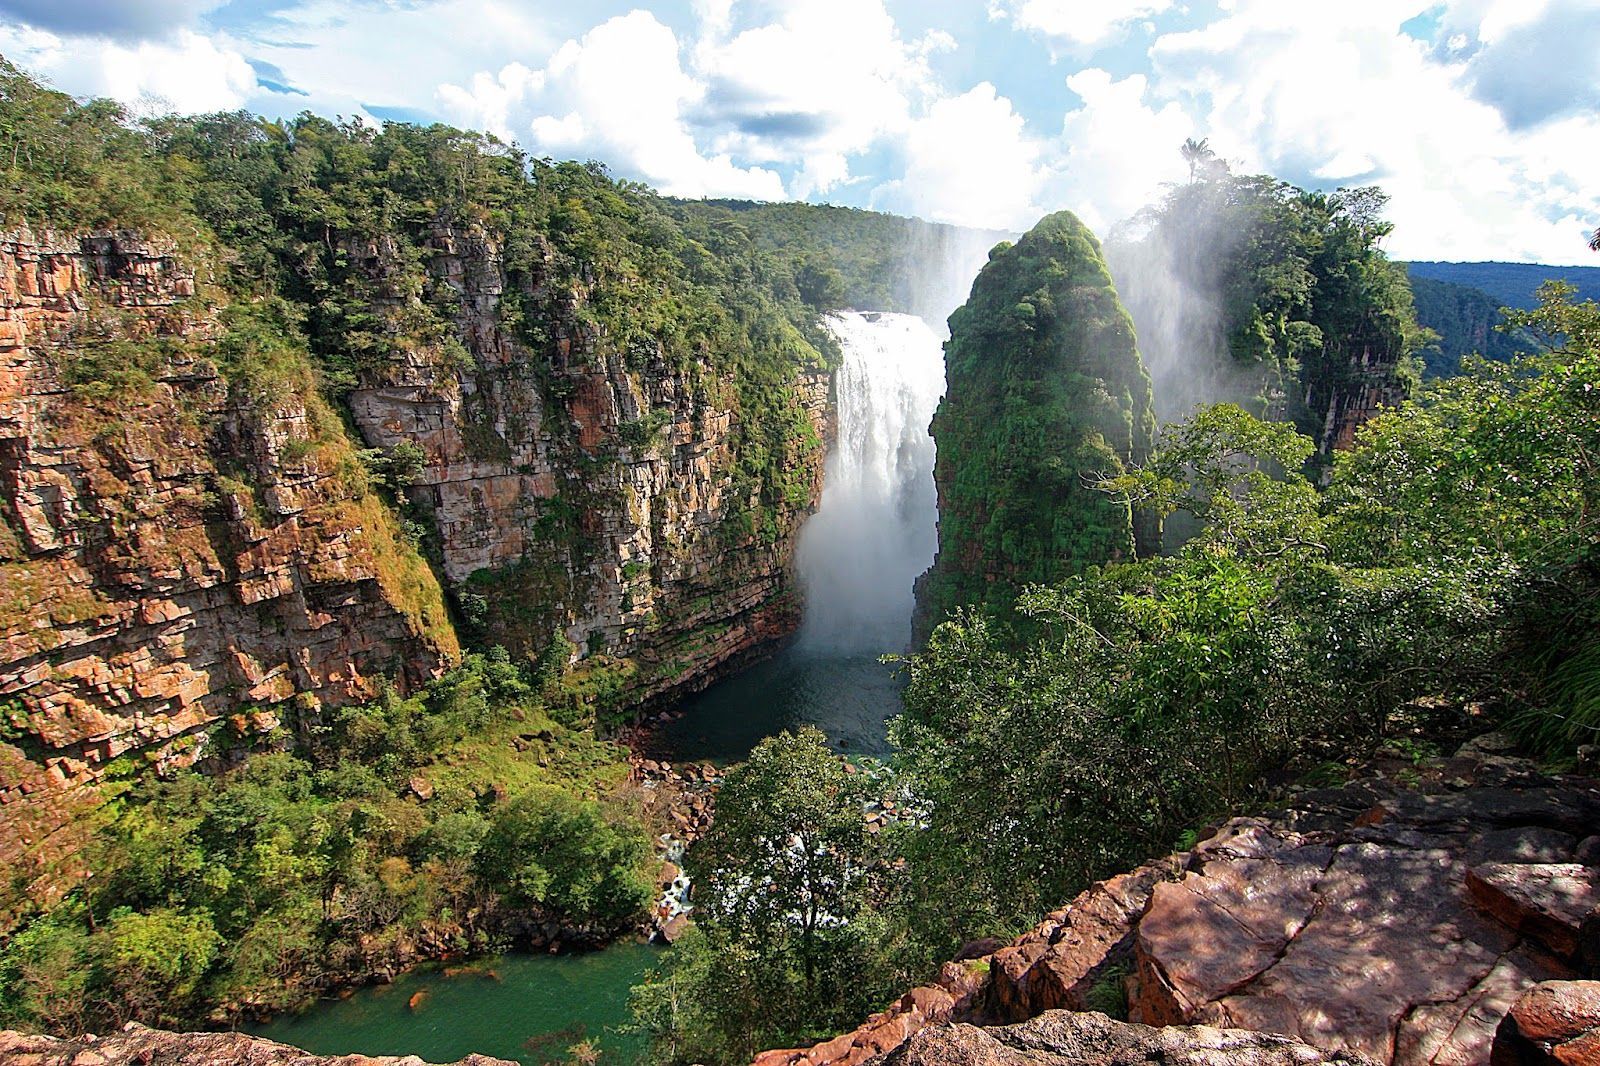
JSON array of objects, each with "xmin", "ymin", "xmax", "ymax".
[
  {"xmin": 0, "ymin": 217, "xmax": 836, "ymax": 924},
  {"xmin": 344, "ymin": 223, "xmax": 832, "ymax": 708},
  {"xmin": 0, "ymin": 229, "xmax": 459, "ymax": 923}
]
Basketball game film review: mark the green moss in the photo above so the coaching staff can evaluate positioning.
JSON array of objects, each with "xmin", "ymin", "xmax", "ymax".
[{"xmin": 919, "ymin": 211, "xmax": 1157, "ymax": 626}]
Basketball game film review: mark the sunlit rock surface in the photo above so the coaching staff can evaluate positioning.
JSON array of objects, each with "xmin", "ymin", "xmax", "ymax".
[
  {"xmin": 0, "ymin": 228, "xmax": 458, "ymax": 926},
  {"xmin": 754, "ymin": 736, "xmax": 1600, "ymax": 1066}
]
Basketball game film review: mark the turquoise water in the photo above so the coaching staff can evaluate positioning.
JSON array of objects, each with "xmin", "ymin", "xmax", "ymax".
[
  {"xmin": 240, "ymin": 650, "xmax": 906, "ymax": 1065},
  {"xmin": 638, "ymin": 645, "xmax": 905, "ymax": 764},
  {"xmin": 245, "ymin": 943, "xmax": 661, "ymax": 1065}
]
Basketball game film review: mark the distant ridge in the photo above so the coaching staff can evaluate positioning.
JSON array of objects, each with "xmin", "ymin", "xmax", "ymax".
[{"xmin": 1406, "ymin": 260, "xmax": 1600, "ymax": 310}]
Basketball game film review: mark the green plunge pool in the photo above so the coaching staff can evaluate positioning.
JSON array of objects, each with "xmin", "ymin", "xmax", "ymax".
[{"xmin": 244, "ymin": 942, "xmax": 661, "ymax": 1065}]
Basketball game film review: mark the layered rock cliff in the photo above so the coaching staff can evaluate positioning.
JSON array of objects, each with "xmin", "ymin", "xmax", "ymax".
[
  {"xmin": 344, "ymin": 222, "xmax": 831, "ymax": 708},
  {"xmin": 0, "ymin": 112, "xmax": 840, "ymax": 934},
  {"xmin": 915, "ymin": 211, "xmax": 1156, "ymax": 628},
  {"xmin": 0, "ymin": 228, "xmax": 458, "ymax": 925}
]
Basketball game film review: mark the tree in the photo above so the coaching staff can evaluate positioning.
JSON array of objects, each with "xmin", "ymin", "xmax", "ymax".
[
  {"xmin": 631, "ymin": 728, "xmax": 900, "ymax": 1063},
  {"xmin": 100, "ymin": 908, "xmax": 222, "ymax": 1025},
  {"xmin": 1180, "ymin": 137, "xmax": 1215, "ymax": 182},
  {"xmin": 475, "ymin": 788, "xmax": 652, "ymax": 932}
]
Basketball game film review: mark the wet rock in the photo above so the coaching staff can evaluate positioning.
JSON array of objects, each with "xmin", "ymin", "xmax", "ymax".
[
  {"xmin": 657, "ymin": 913, "xmax": 690, "ymax": 944},
  {"xmin": 876, "ymin": 1011, "xmax": 1378, "ymax": 1066}
]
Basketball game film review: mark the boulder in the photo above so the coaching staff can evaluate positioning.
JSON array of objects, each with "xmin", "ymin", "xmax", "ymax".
[
  {"xmin": 1492, "ymin": 980, "xmax": 1600, "ymax": 1065},
  {"xmin": 1469, "ymin": 864, "xmax": 1599, "ymax": 960}
]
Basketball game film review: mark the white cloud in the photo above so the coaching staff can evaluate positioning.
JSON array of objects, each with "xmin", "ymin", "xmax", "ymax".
[
  {"xmin": 988, "ymin": 0, "xmax": 1174, "ymax": 51},
  {"xmin": 0, "ymin": 23, "xmax": 256, "ymax": 113},
  {"xmin": 1, "ymin": 0, "xmax": 1595, "ymax": 264},
  {"xmin": 1047, "ymin": 69, "xmax": 1191, "ymax": 233},
  {"xmin": 1125, "ymin": 0, "xmax": 1600, "ymax": 262},
  {"xmin": 439, "ymin": 11, "xmax": 785, "ymax": 200},
  {"xmin": 691, "ymin": 0, "xmax": 948, "ymax": 196},
  {"xmin": 236, "ymin": 0, "xmax": 550, "ymax": 120},
  {"xmin": 875, "ymin": 83, "xmax": 1046, "ymax": 229}
]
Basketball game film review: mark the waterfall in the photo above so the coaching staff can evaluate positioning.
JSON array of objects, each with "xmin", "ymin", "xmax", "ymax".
[{"xmin": 795, "ymin": 311, "xmax": 946, "ymax": 655}]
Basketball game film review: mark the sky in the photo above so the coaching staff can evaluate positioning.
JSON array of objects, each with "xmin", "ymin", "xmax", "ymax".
[{"xmin": 3, "ymin": 0, "xmax": 1598, "ymax": 264}]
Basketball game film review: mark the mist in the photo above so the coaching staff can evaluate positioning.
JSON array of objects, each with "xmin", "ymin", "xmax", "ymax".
[
  {"xmin": 794, "ymin": 311, "xmax": 945, "ymax": 655},
  {"xmin": 1103, "ymin": 189, "xmax": 1265, "ymax": 427}
]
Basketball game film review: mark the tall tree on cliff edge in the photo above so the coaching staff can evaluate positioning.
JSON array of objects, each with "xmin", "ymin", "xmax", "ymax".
[{"xmin": 914, "ymin": 211, "xmax": 1157, "ymax": 632}]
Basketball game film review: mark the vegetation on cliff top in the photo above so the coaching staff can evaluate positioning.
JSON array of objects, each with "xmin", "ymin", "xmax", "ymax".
[
  {"xmin": 672, "ymin": 198, "xmax": 1009, "ymax": 320},
  {"xmin": 917, "ymin": 210, "xmax": 1157, "ymax": 626},
  {"xmin": 1107, "ymin": 171, "xmax": 1425, "ymax": 447},
  {"xmin": 898, "ymin": 281, "xmax": 1600, "ymax": 939}
]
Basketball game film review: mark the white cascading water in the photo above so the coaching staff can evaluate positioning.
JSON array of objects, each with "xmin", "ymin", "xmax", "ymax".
[{"xmin": 794, "ymin": 311, "xmax": 946, "ymax": 654}]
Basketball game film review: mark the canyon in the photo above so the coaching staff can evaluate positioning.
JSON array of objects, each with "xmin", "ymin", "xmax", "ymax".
[{"xmin": 0, "ymin": 218, "xmax": 832, "ymax": 930}]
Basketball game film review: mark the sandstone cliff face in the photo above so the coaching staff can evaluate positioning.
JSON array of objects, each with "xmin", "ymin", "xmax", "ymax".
[
  {"xmin": 1305, "ymin": 322, "xmax": 1411, "ymax": 456},
  {"xmin": 345, "ymin": 223, "xmax": 831, "ymax": 707},
  {"xmin": 0, "ymin": 229, "xmax": 458, "ymax": 924}
]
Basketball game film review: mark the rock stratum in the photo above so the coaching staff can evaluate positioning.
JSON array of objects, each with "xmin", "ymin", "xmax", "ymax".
[
  {"xmin": 754, "ymin": 737, "xmax": 1600, "ymax": 1066},
  {"xmin": 0, "ymin": 229, "xmax": 460, "ymax": 924},
  {"xmin": 340, "ymin": 222, "xmax": 831, "ymax": 701},
  {"xmin": 0, "ymin": 221, "xmax": 831, "ymax": 928}
]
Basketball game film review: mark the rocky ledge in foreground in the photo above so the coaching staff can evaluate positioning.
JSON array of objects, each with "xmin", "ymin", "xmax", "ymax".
[
  {"xmin": 0, "ymin": 1023, "xmax": 517, "ymax": 1066},
  {"xmin": 879, "ymin": 1010, "xmax": 1377, "ymax": 1065},
  {"xmin": 756, "ymin": 735, "xmax": 1600, "ymax": 1066}
]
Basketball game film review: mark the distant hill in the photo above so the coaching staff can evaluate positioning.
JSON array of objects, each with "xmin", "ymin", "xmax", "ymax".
[
  {"xmin": 671, "ymin": 198, "xmax": 1010, "ymax": 324},
  {"xmin": 1405, "ymin": 260, "xmax": 1600, "ymax": 310},
  {"xmin": 1407, "ymin": 276, "xmax": 1528, "ymax": 378}
]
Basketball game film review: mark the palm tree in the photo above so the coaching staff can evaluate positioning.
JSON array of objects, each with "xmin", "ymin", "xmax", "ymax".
[{"xmin": 1181, "ymin": 137, "xmax": 1214, "ymax": 183}]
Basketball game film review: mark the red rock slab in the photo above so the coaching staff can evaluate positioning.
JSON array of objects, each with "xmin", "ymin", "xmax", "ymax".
[
  {"xmin": 877, "ymin": 1010, "xmax": 1379, "ymax": 1066},
  {"xmin": 1395, "ymin": 943, "xmax": 1574, "ymax": 1066},
  {"xmin": 1506, "ymin": 981, "xmax": 1600, "ymax": 1043},
  {"xmin": 1553, "ymin": 1029, "xmax": 1600, "ymax": 1065},
  {"xmin": 1134, "ymin": 847, "xmax": 1331, "ymax": 1024},
  {"xmin": 990, "ymin": 858, "xmax": 1178, "ymax": 1019},
  {"xmin": 1206, "ymin": 843, "xmax": 1515, "ymax": 1063},
  {"xmin": 1469, "ymin": 865, "xmax": 1599, "ymax": 960}
]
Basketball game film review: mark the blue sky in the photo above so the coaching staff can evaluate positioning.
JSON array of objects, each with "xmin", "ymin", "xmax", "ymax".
[{"xmin": 3, "ymin": 0, "xmax": 1598, "ymax": 263}]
